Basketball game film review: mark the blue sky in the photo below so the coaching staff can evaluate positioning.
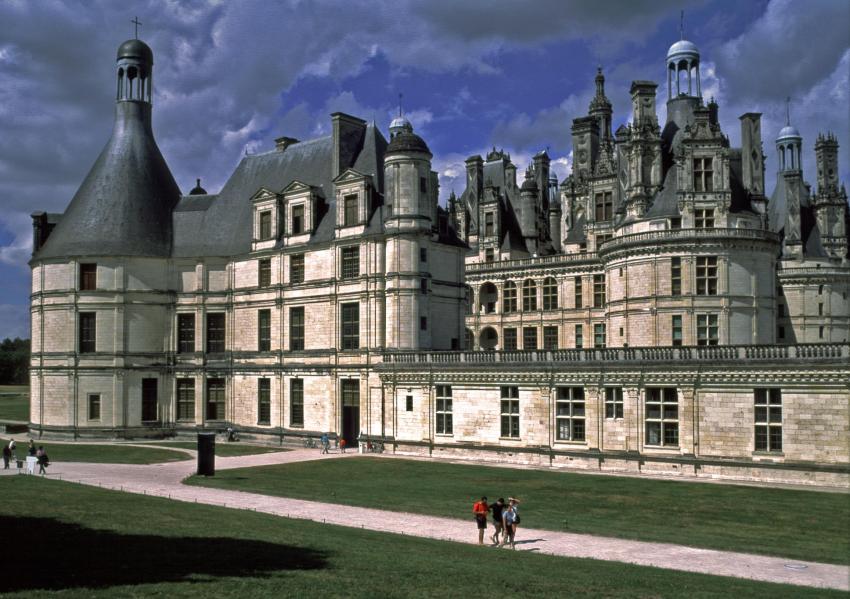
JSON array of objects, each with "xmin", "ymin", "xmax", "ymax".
[{"xmin": 0, "ymin": 0, "xmax": 848, "ymax": 340}]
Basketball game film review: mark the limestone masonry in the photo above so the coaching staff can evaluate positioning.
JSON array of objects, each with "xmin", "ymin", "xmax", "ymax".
[{"xmin": 29, "ymin": 34, "xmax": 849, "ymax": 486}]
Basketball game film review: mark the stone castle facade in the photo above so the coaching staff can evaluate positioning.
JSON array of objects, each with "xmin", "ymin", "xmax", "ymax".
[{"xmin": 28, "ymin": 35, "xmax": 850, "ymax": 486}]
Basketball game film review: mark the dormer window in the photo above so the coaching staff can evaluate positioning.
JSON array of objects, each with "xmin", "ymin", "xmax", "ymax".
[
  {"xmin": 695, "ymin": 209, "xmax": 715, "ymax": 228},
  {"xmin": 344, "ymin": 194, "xmax": 359, "ymax": 226},
  {"xmin": 484, "ymin": 212, "xmax": 495, "ymax": 236},
  {"xmin": 693, "ymin": 157, "xmax": 713, "ymax": 192},
  {"xmin": 292, "ymin": 204, "xmax": 305, "ymax": 234},
  {"xmin": 259, "ymin": 211, "xmax": 272, "ymax": 240}
]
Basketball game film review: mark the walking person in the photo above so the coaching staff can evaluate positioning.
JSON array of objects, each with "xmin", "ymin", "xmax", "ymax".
[
  {"xmin": 2, "ymin": 442, "xmax": 10, "ymax": 469},
  {"xmin": 28, "ymin": 439, "xmax": 36, "ymax": 456},
  {"xmin": 320, "ymin": 432, "xmax": 329, "ymax": 454},
  {"xmin": 472, "ymin": 496, "xmax": 489, "ymax": 545},
  {"xmin": 8, "ymin": 439, "xmax": 15, "ymax": 460},
  {"xmin": 339, "ymin": 437, "xmax": 347, "ymax": 453},
  {"xmin": 489, "ymin": 497, "xmax": 505, "ymax": 545},
  {"xmin": 36, "ymin": 446, "xmax": 49, "ymax": 475},
  {"xmin": 501, "ymin": 500, "xmax": 517, "ymax": 549}
]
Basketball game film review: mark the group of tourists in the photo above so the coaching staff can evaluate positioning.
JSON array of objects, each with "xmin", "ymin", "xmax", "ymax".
[
  {"xmin": 473, "ymin": 496, "xmax": 522, "ymax": 549},
  {"xmin": 2, "ymin": 439, "xmax": 49, "ymax": 474},
  {"xmin": 319, "ymin": 433, "xmax": 347, "ymax": 454}
]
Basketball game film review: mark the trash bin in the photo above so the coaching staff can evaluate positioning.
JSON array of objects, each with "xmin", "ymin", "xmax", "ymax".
[
  {"xmin": 197, "ymin": 432, "xmax": 215, "ymax": 476},
  {"xmin": 16, "ymin": 459, "xmax": 23, "ymax": 470}
]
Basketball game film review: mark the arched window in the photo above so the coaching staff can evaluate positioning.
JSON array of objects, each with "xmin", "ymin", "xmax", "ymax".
[
  {"xmin": 479, "ymin": 327, "xmax": 498, "ymax": 351},
  {"xmin": 522, "ymin": 279, "xmax": 537, "ymax": 312},
  {"xmin": 503, "ymin": 281, "xmax": 517, "ymax": 313},
  {"xmin": 479, "ymin": 283, "xmax": 498, "ymax": 314},
  {"xmin": 543, "ymin": 277, "xmax": 558, "ymax": 311}
]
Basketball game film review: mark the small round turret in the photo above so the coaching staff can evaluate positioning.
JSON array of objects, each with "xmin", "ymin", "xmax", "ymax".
[
  {"xmin": 189, "ymin": 178, "xmax": 207, "ymax": 195},
  {"xmin": 116, "ymin": 38, "xmax": 153, "ymax": 103},
  {"xmin": 117, "ymin": 39, "xmax": 153, "ymax": 64}
]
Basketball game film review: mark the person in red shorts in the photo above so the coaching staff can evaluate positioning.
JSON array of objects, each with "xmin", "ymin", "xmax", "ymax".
[
  {"xmin": 340, "ymin": 437, "xmax": 347, "ymax": 453},
  {"xmin": 472, "ymin": 496, "xmax": 489, "ymax": 545}
]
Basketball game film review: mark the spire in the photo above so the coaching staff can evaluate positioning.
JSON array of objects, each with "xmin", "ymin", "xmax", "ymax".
[
  {"xmin": 785, "ymin": 96, "xmax": 791, "ymax": 126},
  {"xmin": 680, "ymin": 10, "xmax": 685, "ymax": 40},
  {"xmin": 132, "ymin": 16, "xmax": 142, "ymax": 39}
]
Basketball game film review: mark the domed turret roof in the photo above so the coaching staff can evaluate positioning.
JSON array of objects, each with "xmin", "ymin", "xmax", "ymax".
[
  {"xmin": 521, "ymin": 175, "xmax": 538, "ymax": 192},
  {"xmin": 386, "ymin": 131, "xmax": 431, "ymax": 155},
  {"xmin": 777, "ymin": 125, "xmax": 801, "ymax": 141},
  {"xmin": 117, "ymin": 39, "xmax": 153, "ymax": 64},
  {"xmin": 667, "ymin": 39, "xmax": 699, "ymax": 61},
  {"xmin": 189, "ymin": 178, "xmax": 207, "ymax": 195},
  {"xmin": 389, "ymin": 115, "xmax": 411, "ymax": 131}
]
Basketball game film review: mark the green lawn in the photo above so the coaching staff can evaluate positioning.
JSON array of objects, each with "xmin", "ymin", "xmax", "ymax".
[
  {"xmin": 0, "ymin": 477, "xmax": 840, "ymax": 598},
  {"xmin": 0, "ymin": 385, "xmax": 29, "ymax": 421},
  {"xmin": 158, "ymin": 441, "xmax": 288, "ymax": 457},
  {"xmin": 2, "ymin": 439, "xmax": 190, "ymax": 464},
  {"xmin": 187, "ymin": 457, "xmax": 850, "ymax": 565}
]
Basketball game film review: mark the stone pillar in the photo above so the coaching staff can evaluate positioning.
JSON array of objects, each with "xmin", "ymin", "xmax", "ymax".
[{"xmin": 679, "ymin": 387, "xmax": 696, "ymax": 455}]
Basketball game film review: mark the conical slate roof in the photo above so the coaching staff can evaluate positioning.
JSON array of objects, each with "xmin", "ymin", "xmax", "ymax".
[{"xmin": 33, "ymin": 101, "xmax": 181, "ymax": 261}]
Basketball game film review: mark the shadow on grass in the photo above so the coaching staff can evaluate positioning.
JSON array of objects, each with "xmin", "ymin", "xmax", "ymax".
[{"xmin": 0, "ymin": 515, "xmax": 328, "ymax": 592}]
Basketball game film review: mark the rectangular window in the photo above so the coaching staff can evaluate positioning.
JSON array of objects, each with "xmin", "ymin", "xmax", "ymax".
[
  {"xmin": 436, "ymin": 385, "xmax": 453, "ymax": 435},
  {"xmin": 696, "ymin": 256, "xmax": 718, "ymax": 295},
  {"xmin": 341, "ymin": 302, "xmax": 359, "ymax": 350},
  {"xmin": 503, "ymin": 328, "xmax": 517, "ymax": 351},
  {"xmin": 291, "ymin": 204, "xmax": 304, "ymax": 234},
  {"xmin": 290, "ymin": 253, "xmax": 305, "ymax": 284},
  {"xmin": 206, "ymin": 313, "xmax": 225, "ymax": 353},
  {"xmin": 695, "ymin": 208, "xmax": 715, "ymax": 228},
  {"xmin": 258, "ymin": 378, "xmax": 271, "ymax": 425},
  {"xmin": 693, "ymin": 157, "xmax": 713, "ymax": 192},
  {"xmin": 420, "ymin": 247, "xmax": 427, "ymax": 262},
  {"xmin": 258, "ymin": 309, "xmax": 271, "ymax": 352},
  {"xmin": 575, "ymin": 324, "xmax": 583, "ymax": 349},
  {"xmin": 605, "ymin": 387, "xmax": 624, "ymax": 419},
  {"xmin": 419, "ymin": 176, "xmax": 427, "ymax": 193},
  {"xmin": 290, "ymin": 378, "xmax": 304, "ymax": 426},
  {"xmin": 503, "ymin": 284, "xmax": 517, "ymax": 313},
  {"xmin": 206, "ymin": 378, "xmax": 225, "ymax": 421},
  {"xmin": 405, "ymin": 395, "xmax": 413, "ymax": 411},
  {"xmin": 672, "ymin": 315, "xmax": 683, "ymax": 346},
  {"xmin": 522, "ymin": 281, "xmax": 537, "ymax": 311},
  {"xmin": 141, "ymin": 378, "xmax": 158, "ymax": 422},
  {"xmin": 542, "ymin": 279, "xmax": 558, "ymax": 310},
  {"xmin": 696, "ymin": 314, "xmax": 719, "ymax": 346},
  {"xmin": 543, "ymin": 326, "xmax": 558, "ymax": 350},
  {"xmin": 258, "ymin": 258, "xmax": 272, "ymax": 287},
  {"xmin": 522, "ymin": 327, "xmax": 537, "ymax": 350},
  {"xmin": 79, "ymin": 312, "xmax": 96, "ymax": 354},
  {"xmin": 593, "ymin": 274, "xmax": 606, "ymax": 308},
  {"xmin": 88, "ymin": 393, "xmax": 101, "ymax": 420},
  {"xmin": 341, "ymin": 379, "xmax": 359, "ymax": 408},
  {"xmin": 778, "ymin": 303, "xmax": 785, "ymax": 318},
  {"xmin": 420, "ymin": 316, "xmax": 428, "ymax": 331},
  {"xmin": 344, "ymin": 194, "xmax": 359, "ymax": 226},
  {"xmin": 500, "ymin": 386, "xmax": 520, "ymax": 438},
  {"xmin": 289, "ymin": 307, "xmax": 305, "ymax": 351},
  {"xmin": 79, "ymin": 263, "xmax": 97, "ymax": 290},
  {"xmin": 259, "ymin": 210, "xmax": 272, "ymax": 240},
  {"xmin": 420, "ymin": 278, "xmax": 428, "ymax": 294},
  {"xmin": 594, "ymin": 323, "xmax": 606, "ymax": 348},
  {"xmin": 754, "ymin": 388, "xmax": 782, "ymax": 452},
  {"xmin": 177, "ymin": 313, "xmax": 195, "ymax": 353},
  {"xmin": 341, "ymin": 246, "xmax": 359, "ymax": 279},
  {"xmin": 671, "ymin": 257, "xmax": 681, "ymax": 296},
  {"xmin": 574, "ymin": 276, "xmax": 583, "ymax": 308},
  {"xmin": 645, "ymin": 387, "xmax": 678, "ymax": 447},
  {"xmin": 556, "ymin": 387, "xmax": 585, "ymax": 441},
  {"xmin": 669, "ymin": 217, "xmax": 682, "ymax": 229},
  {"xmin": 176, "ymin": 379, "xmax": 195, "ymax": 421},
  {"xmin": 594, "ymin": 192, "xmax": 613, "ymax": 221},
  {"xmin": 485, "ymin": 248, "xmax": 495, "ymax": 263},
  {"xmin": 484, "ymin": 212, "xmax": 494, "ymax": 236}
]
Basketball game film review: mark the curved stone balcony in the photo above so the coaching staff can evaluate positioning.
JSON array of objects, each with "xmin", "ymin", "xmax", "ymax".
[{"xmin": 597, "ymin": 227, "xmax": 780, "ymax": 259}]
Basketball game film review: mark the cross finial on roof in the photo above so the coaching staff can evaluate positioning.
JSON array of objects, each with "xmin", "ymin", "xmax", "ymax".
[
  {"xmin": 680, "ymin": 10, "xmax": 684, "ymax": 40},
  {"xmin": 785, "ymin": 96, "xmax": 791, "ymax": 126},
  {"xmin": 131, "ymin": 16, "xmax": 142, "ymax": 39}
]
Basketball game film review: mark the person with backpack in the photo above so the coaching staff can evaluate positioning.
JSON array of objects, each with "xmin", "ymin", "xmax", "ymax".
[
  {"xmin": 472, "ymin": 496, "xmax": 489, "ymax": 545},
  {"xmin": 489, "ymin": 497, "xmax": 505, "ymax": 545}
]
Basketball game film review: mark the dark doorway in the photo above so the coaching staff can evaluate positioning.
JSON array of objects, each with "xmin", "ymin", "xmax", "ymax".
[
  {"xmin": 341, "ymin": 379, "xmax": 360, "ymax": 445},
  {"xmin": 141, "ymin": 378, "xmax": 158, "ymax": 422}
]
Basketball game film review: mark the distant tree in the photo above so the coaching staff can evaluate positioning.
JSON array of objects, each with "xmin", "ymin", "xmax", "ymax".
[{"xmin": 0, "ymin": 338, "xmax": 30, "ymax": 385}]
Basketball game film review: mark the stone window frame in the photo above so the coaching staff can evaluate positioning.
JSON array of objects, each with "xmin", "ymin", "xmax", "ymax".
[
  {"xmin": 543, "ymin": 325, "xmax": 558, "ymax": 350},
  {"xmin": 575, "ymin": 324, "xmax": 583, "ymax": 349},
  {"xmin": 594, "ymin": 191, "xmax": 613, "ymax": 222},
  {"xmin": 340, "ymin": 302, "xmax": 360, "ymax": 350},
  {"xmin": 696, "ymin": 313, "xmax": 719, "ymax": 346},
  {"xmin": 343, "ymin": 194, "xmax": 359, "ymax": 227},
  {"xmin": 290, "ymin": 378, "xmax": 304, "ymax": 427},
  {"xmin": 542, "ymin": 277, "xmax": 558, "ymax": 310},
  {"xmin": 79, "ymin": 312, "xmax": 96, "ymax": 354},
  {"xmin": 289, "ymin": 306, "xmax": 305, "ymax": 351},
  {"xmin": 522, "ymin": 326, "xmax": 537, "ymax": 350},
  {"xmin": 574, "ymin": 276, "xmax": 583, "ymax": 308},
  {"xmin": 695, "ymin": 256, "xmax": 718, "ymax": 295},
  {"xmin": 485, "ymin": 248, "xmax": 495, "ymax": 263},
  {"xmin": 435, "ymin": 385, "xmax": 453, "ymax": 436},
  {"xmin": 177, "ymin": 313, "xmax": 195, "ymax": 354},
  {"xmin": 176, "ymin": 379, "xmax": 195, "ymax": 422},
  {"xmin": 258, "ymin": 309, "xmax": 271, "ymax": 352},
  {"xmin": 141, "ymin": 378, "xmax": 158, "ymax": 423},
  {"xmin": 500, "ymin": 386, "xmax": 520, "ymax": 439},
  {"xmin": 291, "ymin": 203, "xmax": 306, "ymax": 235},
  {"xmin": 754, "ymin": 388, "xmax": 782, "ymax": 453},
  {"xmin": 258, "ymin": 258, "xmax": 272, "ymax": 288},
  {"xmin": 503, "ymin": 281, "xmax": 518, "ymax": 313},
  {"xmin": 205, "ymin": 313, "xmax": 226, "ymax": 354},
  {"xmin": 605, "ymin": 387, "xmax": 624, "ymax": 419},
  {"xmin": 522, "ymin": 279, "xmax": 537, "ymax": 311},
  {"xmin": 290, "ymin": 253, "xmax": 305, "ymax": 284},
  {"xmin": 672, "ymin": 314, "xmax": 683, "ymax": 346},
  {"xmin": 484, "ymin": 212, "xmax": 495, "ymax": 236},
  {"xmin": 645, "ymin": 387, "xmax": 679, "ymax": 447},
  {"xmin": 593, "ymin": 274, "xmax": 606, "ymax": 308},
  {"xmin": 206, "ymin": 378, "xmax": 226, "ymax": 421},
  {"xmin": 87, "ymin": 393, "xmax": 101, "ymax": 421},
  {"xmin": 694, "ymin": 208, "xmax": 715, "ymax": 229},
  {"xmin": 341, "ymin": 245, "xmax": 360, "ymax": 280},
  {"xmin": 555, "ymin": 386, "xmax": 586, "ymax": 442},
  {"xmin": 593, "ymin": 322, "xmax": 606, "ymax": 348},
  {"xmin": 79, "ymin": 263, "xmax": 97, "ymax": 291},
  {"xmin": 503, "ymin": 327, "xmax": 518, "ymax": 351},
  {"xmin": 693, "ymin": 157, "xmax": 713, "ymax": 192},
  {"xmin": 259, "ymin": 210, "xmax": 273, "ymax": 240},
  {"xmin": 257, "ymin": 378, "xmax": 271, "ymax": 425},
  {"xmin": 405, "ymin": 395, "xmax": 413, "ymax": 412},
  {"xmin": 671, "ymin": 257, "xmax": 682, "ymax": 296}
]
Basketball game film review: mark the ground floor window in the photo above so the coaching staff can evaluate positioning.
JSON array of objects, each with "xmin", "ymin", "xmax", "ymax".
[
  {"xmin": 88, "ymin": 393, "xmax": 101, "ymax": 420},
  {"xmin": 176, "ymin": 379, "xmax": 194, "ymax": 421},
  {"xmin": 556, "ymin": 387, "xmax": 585, "ymax": 441},
  {"xmin": 645, "ymin": 387, "xmax": 678, "ymax": 446},
  {"xmin": 436, "ymin": 385, "xmax": 453, "ymax": 435},
  {"xmin": 605, "ymin": 387, "xmax": 624, "ymax": 419},
  {"xmin": 258, "ymin": 378, "xmax": 271, "ymax": 425},
  {"xmin": 206, "ymin": 378, "xmax": 226, "ymax": 421},
  {"xmin": 500, "ymin": 386, "xmax": 519, "ymax": 438},
  {"xmin": 141, "ymin": 378, "xmax": 158, "ymax": 422},
  {"xmin": 290, "ymin": 378, "xmax": 304, "ymax": 427},
  {"xmin": 754, "ymin": 388, "xmax": 782, "ymax": 452}
]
